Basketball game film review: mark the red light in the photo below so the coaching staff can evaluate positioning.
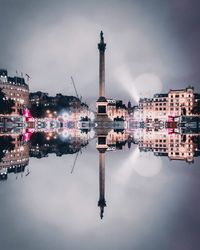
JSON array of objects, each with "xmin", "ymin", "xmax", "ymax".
[{"xmin": 23, "ymin": 108, "xmax": 32, "ymax": 118}]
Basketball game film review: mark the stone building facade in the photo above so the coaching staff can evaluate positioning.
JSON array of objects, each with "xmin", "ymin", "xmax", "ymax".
[
  {"xmin": 0, "ymin": 69, "xmax": 29, "ymax": 116},
  {"xmin": 136, "ymin": 86, "xmax": 195, "ymax": 122}
]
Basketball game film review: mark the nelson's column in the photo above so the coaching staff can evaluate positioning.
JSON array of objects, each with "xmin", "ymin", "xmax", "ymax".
[
  {"xmin": 96, "ymin": 31, "xmax": 109, "ymax": 219},
  {"xmin": 96, "ymin": 31, "xmax": 108, "ymax": 116}
]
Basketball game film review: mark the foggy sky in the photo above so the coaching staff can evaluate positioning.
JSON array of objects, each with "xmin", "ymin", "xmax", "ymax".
[{"xmin": 1, "ymin": 0, "xmax": 200, "ymax": 106}]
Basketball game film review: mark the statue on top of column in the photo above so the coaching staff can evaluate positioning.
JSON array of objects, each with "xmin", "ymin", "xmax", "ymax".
[{"xmin": 100, "ymin": 31, "xmax": 104, "ymax": 43}]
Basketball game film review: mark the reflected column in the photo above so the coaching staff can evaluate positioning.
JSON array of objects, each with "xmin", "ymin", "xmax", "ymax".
[{"xmin": 98, "ymin": 152, "xmax": 106, "ymax": 219}]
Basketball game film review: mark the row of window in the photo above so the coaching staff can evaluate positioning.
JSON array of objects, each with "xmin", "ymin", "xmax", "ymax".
[{"xmin": 169, "ymin": 93, "xmax": 193, "ymax": 98}]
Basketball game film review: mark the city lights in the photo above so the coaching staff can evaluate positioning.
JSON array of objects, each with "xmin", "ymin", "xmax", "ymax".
[{"xmin": 62, "ymin": 112, "xmax": 70, "ymax": 121}]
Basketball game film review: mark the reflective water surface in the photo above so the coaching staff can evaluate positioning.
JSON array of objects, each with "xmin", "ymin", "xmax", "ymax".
[{"xmin": 1, "ymin": 128, "xmax": 200, "ymax": 250}]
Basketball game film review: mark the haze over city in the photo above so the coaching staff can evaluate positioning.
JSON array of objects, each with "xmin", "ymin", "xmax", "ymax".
[{"xmin": 1, "ymin": 0, "xmax": 200, "ymax": 105}]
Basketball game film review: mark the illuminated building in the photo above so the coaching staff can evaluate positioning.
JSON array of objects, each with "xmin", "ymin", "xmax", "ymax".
[
  {"xmin": 0, "ymin": 69, "xmax": 29, "ymax": 115},
  {"xmin": 153, "ymin": 93, "xmax": 168, "ymax": 121},
  {"xmin": 29, "ymin": 91, "xmax": 49, "ymax": 106},
  {"xmin": 137, "ymin": 86, "xmax": 195, "ymax": 122},
  {"xmin": 168, "ymin": 87, "xmax": 194, "ymax": 116},
  {"xmin": 29, "ymin": 91, "xmax": 88, "ymax": 120},
  {"xmin": 138, "ymin": 98, "xmax": 154, "ymax": 122},
  {"xmin": 107, "ymin": 99, "xmax": 128, "ymax": 120}
]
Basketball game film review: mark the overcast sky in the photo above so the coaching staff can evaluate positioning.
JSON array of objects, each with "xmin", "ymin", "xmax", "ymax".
[{"xmin": 0, "ymin": 0, "xmax": 200, "ymax": 106}]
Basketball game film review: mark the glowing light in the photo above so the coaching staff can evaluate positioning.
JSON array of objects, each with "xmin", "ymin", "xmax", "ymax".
[
  {"xmin": 115, "ymin": 147, "xmax": 162, "ymax": 182},
  {"xmin": 133, "ymin": 74, "xmax": 162, "ymax": 100},
  {"xmin": 89, "ymin": 129, "xmax": 95, "ymax": 138},
  {"xmin": 62, "ymin": 112, "xmax": 69, "ymax": 121},
  {"xmin": 89, "ymin": 112, "xmax": 95, "ymax": 121},
  {"xmin": 114, "ymin": 66, "xmax": 139, "ymax": 102},
  {"xmin": 23, "ymin": 108, "xmax": 32, "ymax": 118},
  {"xmin": 23, "ymin": 132, "xmax": 32, "ymax": 142},
  {"xmin": 114, "ymin": 65, "xmax": 163, "ymax": 103},
  {"xmin": 115, "ymin": 147, "xmax": 140, "ymax": 184},
  {"xmin": 62, "ymin": 130, "xmax": 69, "ymax": 138},
  {"xmin": 132, "ymin": 153, "xmax": 162, "ymax": 177}
]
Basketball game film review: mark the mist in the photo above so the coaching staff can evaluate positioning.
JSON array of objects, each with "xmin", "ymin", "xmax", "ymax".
[{"xmin": 1, "ymin": 0, "xmax": 200, "ymax": 106}]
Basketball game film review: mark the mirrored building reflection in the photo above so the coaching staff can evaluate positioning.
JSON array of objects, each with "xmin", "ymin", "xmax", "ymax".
[
  {"xmin": 0, "ymin": 133, "xmax": 29, "ymax": 180},
  {"xmin": 0, "ymin": 31, "xmax": 200, "ymax": 222}
]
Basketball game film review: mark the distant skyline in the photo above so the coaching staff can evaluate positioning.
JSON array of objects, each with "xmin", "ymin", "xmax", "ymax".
[{"xmin": 0, "ymin": 0, "xmax": 200, "ymax": 107}]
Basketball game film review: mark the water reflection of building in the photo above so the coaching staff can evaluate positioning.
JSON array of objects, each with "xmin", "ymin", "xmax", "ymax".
[
  {"xmin": 0, "ymin": 69, "xmax": 29, "ymax": 115},
  {"xmin": 0, "ymin": 130, "xmax": 90, "ymax": 180},
  {"xmin": 0, "ymin": 134, "xmax": 29, "ymax": 180},
  {"xmin": 29, "ymin": 130, "xmax": 89, "ymax": 158},
  {"xmin": 135, "ymin": 129, "xmax": 199, "ymax": 162},
  {"xmin": 107, "ymin": 99, "xmax": 128, "ymax": 120},
  {"xmin": 106, "ymin": 130, "xmax": 129, "ymax": 150}
]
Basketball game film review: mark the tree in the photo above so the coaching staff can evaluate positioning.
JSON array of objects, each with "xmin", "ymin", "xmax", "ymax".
[
  {"xmin": 0, "ymin": 88, "xmax": 15, "ymax": 114},
  {"xmin": 192, "ymin": 100, "xmax": 200, "ymax": 114},
  {"xmin": 0, "ymin": 136, "xmax": 15, "ymax": 162},
  {"xmin": 29, "ymin": 104, "xmax": 46, "ymax": 118},
  {"xmin": 30, "ymin": 132, "xmax": 46, "ymax": 146}
]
